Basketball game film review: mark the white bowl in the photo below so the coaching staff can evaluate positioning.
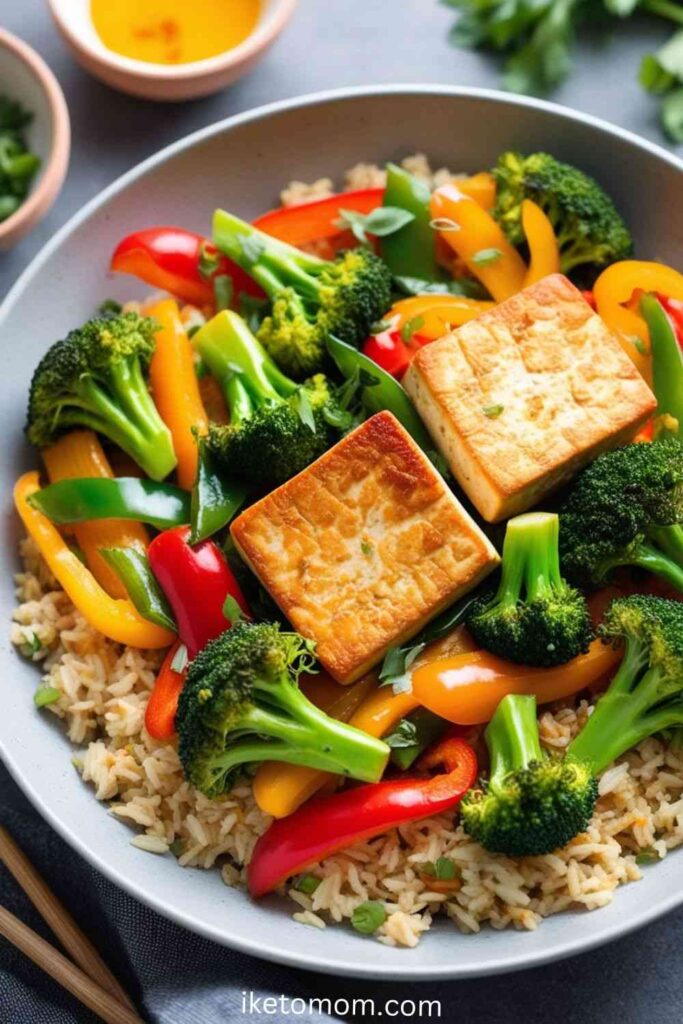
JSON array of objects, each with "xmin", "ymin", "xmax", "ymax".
[
  {"xmin": 0, "ymin": 28, "xmax": 70, "ymax": 250},
  {"xmin": 48, "ymin": 0, "xmax": 297, "ymax": 101},
  {"xmin": 1, "ymin": 87, "xmax": 682, "ymax": 980}
]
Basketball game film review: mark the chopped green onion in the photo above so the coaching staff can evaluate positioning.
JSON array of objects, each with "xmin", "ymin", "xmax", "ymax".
[
  {"xmin": 482, "ymin": 404, "xmax": 504, "ymax": 418},
  {"xmin": 472, "ymin": 248, "xmax": 503, "ymax": 267},
  {"xmin": 223, "ymin": 594, "xmax": 246, "ymax": 625}
]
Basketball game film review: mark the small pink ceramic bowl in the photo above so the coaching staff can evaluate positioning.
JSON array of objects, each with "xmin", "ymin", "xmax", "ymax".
[
  {"xmin": 0, "ymin": 29, "xmax": 70, "ymax": 251},
  {"xmin": 48, "ymin": 0, "xmax": 298, "ymax": 102}
]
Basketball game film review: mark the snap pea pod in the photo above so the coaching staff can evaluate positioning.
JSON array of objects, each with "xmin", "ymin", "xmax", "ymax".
[
  {"xmin": 190, "ymin": 438, "xmax": 249, "ymax": 544},
  {"xmin": 28, "ymin": 478, "xmax": 191, "ymax": 531},
  {"xmin": 381, "ymin": 164, "xmax": 439, "ymax": 281},
  {"xmin": 325, "ymin": 333, "xmax": 434, "ymax": 454},
  {"xmin": 640, "ymin": 293, "xmax": 683, "ymax": 439},
  {"xmin": 100, "ymin": 547, "xmax": 177, "ymax": 632}
]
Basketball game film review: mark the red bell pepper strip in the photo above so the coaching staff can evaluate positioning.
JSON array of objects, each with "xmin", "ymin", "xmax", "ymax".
[
  {"xmin": 362, "ymin": 325, "xmax": 431, "ymax": 379},
  {"xmin": 110, "ymin": 227, "xmax": 263, "ymax": 308},
  {"xmin": 252, "ymin": 188, "xmax": 384, "ymax": 247},
  {"xmin": 247, "ymin": 735, "xmax": 477, "ymax": 897},
  {"xmin": 147, "ymin": 526, "xmax": 249, "ymax": 659},
  {"xmin": 145, "ymin": 640, "xmax": 186, "ymax": 740},
  {"xmin": 659, "ymin": 295, "xmax": 683, "ymax": 349}
]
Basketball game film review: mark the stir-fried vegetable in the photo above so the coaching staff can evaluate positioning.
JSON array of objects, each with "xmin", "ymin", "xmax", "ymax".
[
  {"xmin": 28, "ymin": 477, "xmax": 191, "ymax": 531},
  {"xmin": 248, "ymin": 735, "xmax": 477, "ymax": 896},
  {"xmin": 14, "ymin": 472, "xmax": 174, "ymax": 649}
]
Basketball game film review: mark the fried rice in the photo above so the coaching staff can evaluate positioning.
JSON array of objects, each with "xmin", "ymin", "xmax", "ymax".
[{"xmin": 10, "ymin": 154, "xmax": 683, "ymax": 947}]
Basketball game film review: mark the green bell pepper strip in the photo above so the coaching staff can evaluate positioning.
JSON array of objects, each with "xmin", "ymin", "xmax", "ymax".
[
  {"xmin": 380, "ymin": 164, "xmax": 439, "ymax": 280},
  {"xmin": 389, "ymin": 708, "xmax": 448, "ymax": 771},
  {"xmin": 100, "ymin": 548, "xmax": 177, "ymax": 632},
  {"xmin": 28, "ymin": 478, "xmax": 191, "ymax": 531},
  {"xmin": 640, "ymin": 293, "xmax": 683, "ymax": 439},
  {"xmin": 190, "ymin": 438, "xmax": 249, "ymax": 544},
  {"xmin": 325, "ymin": 333, "xmax": 434, "ymax": 454}
]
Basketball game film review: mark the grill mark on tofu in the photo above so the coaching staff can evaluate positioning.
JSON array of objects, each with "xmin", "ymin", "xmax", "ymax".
[
  {"xmin": 231, "ymin": 411, "xmax": 500, "ymax": 683},
  {"xmin": 404, "ymin": 274, "xmax": 657, "ymax": 523}
]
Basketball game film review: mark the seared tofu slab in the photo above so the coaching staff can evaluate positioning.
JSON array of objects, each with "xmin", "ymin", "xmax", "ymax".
[
  {"xmin": 404, "ymin": 274, "xmax": 656, "ymax": 522},
  {"xmin": 231, "ymin": 411, "xmax": 499, "ymax": 683}
]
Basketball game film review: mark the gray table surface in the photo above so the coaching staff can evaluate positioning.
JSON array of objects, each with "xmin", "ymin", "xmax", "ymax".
[{"xmin": 0, "ymin": 0, "xmax": 681, "ymax": 1020}]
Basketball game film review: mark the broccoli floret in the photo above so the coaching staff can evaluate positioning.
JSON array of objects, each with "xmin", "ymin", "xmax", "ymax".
[
  {"xmin": 176, "ymin": 621, "xmax": 390, "ymax": 797},
  {"xmin": 26, "ymin": 312, "xmax": 176, "ymax": 481},
  {"xmin": 212, "ymin": 209, "xmax": 392, "ymax": 377},
  {"xmin": 194, "ymin": 310, "xmax": 352, "ymax": 486},
  {"xmin": 493, "ymin": 152, "xmax": 633, "ymax": 275},
  {"xmin": 567, "ymin": 595, "xmax": 683, "ymax": 772},
  {"xmin": 559, "ymin": 438, "xmax": 683, "ymax": 592},
  {"xmin": 467, "ymin": 512, "xmax": 593, "ymax": 667},
  {"xmin": 460, "ymin": 694, "xmax": 597, "ymax": 857}
]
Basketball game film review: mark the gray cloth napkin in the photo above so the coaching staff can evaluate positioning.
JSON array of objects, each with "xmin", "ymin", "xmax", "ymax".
[{"xmin": 0, "ymin": 760, "xmax": 681, "ymax": 1024}]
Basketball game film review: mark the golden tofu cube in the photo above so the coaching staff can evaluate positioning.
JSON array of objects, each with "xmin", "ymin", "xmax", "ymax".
[
  {"xmin": 403, "ymin": 274, "xmax": 656, "ymax": 523},
  {"xmin": 230, "ymin": 411, "xmax": 500, "ymax": 683}
]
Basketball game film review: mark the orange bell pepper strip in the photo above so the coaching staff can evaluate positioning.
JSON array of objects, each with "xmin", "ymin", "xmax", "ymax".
[
  {"xmin": 388, "ymin": 294, "xmax": 494, "ymax": 341},
  {"xmin": 146, "ymin": 299, "xmax": 209, "ymax": 490},
  {"xmin": 411, "ymin": 639, "xmax": 622, "ymax": 726},
  {"xmin": 594, "ymin": 261, "xmax": 683, "ymax": 378},
  {"xmin": 198, "ymin": 375, "xmax": 229, "ymax": 425},
  {"xmin": 145, "ymin": 640, "xmax": 186, "ymax": 740},
  {"xmin": 522, "ymin": 199, "xmax": 561, "ymax": 287},
  {"xmin": 14, "ymin": 472, "xmax": 174, "ymax": 649},
  {"xmin": 42, "ymin": 432, "xmax": 149, "ymax": 600},
  {"xmin": 456, "ymin": 172, "xmax": 497, "ymax": 211},
  {"xmin": 430, "ymin": 184, "xmax": 527, "ymax": 302}
]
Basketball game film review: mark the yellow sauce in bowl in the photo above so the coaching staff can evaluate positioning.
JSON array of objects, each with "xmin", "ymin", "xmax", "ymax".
[{"xmin": 90, "ymin": 0, "xmax": 261, "ymax": 65}]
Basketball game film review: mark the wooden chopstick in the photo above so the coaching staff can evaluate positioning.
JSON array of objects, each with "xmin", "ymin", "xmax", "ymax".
[
  {"xmin": 0, "ymin": 826, "xmax": 136, "ymax": 1010},
  {"xmin": 0, "ymin": 904, "xmax": 144, "ymax": 1024}
]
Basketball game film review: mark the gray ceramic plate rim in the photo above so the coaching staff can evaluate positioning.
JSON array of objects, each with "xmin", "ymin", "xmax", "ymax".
[{"xmin": 1, "ymin": 84, "xmax": 682, "ymax": 980}]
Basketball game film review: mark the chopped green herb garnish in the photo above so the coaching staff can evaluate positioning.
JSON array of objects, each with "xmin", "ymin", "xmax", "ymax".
[
  {"xmin": 635, "ymin": 846, "xmax": 660, "ymax": 865},
  {"xmin": 401, "ymin": 315, "xmax": 425, "ymax": 344},
  {"xmin": 429, "ymin": 216, "xmax": 460, "ymax": 233},
  {"xmin": 370, "ymin": 318, "xmax": 393, "ymax": 334},
  {"xmin": 351, "ymin": 900, "xmax": 387, "ymax": 935},
  {"xmin": 34, "ymin": 686, "xmax": 61, "ymax": 708},
  {"xmin": 360, "ymin": 539, "xmax": 374, "ymax": 557},
  {"xmin": 630, "ymin": 335, "xmax": 648, "ymax": 355},
  {"xmin": 169, "ymin": 838, "xmax": 184, "ymax": 857},
  {"xmin": 337, "ymin": 206, "xmax": 415, "ymax": 247},
  {"xmin": 0, "ymin": 96, "xmax": 40, "ymax": 223},
  {"xmin": 384, "ymin": 718, "xmax": 419, "ymax": 749},
  {"xmin": 472, "ymin": 248, "xmax": 503, "ymax": 267},
  {"xmin": 482, "ymin": 404, "xmax": 504, "ymax": 418}
]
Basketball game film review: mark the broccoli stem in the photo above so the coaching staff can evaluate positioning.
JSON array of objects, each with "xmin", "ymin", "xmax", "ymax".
[
  {"xmin": 212, "ymin": 696, "xmax": 389, "ymax": 782},
  {"xmin": 71, "ymin": 375, "xmax": 176, "ymax": 481},
  {"xmin": 487, "ymin": 695, "xmax": 544, "ymax": 791},
  {"xmin": 631, "ymin": 536, "xmax": 683, "ymax": 593},
  {"xmin": 193, "ymin": 310, "xmax": 297, "ymax": 414},
  {"xmin": 566, "ymin": 638, "xmax": 669, "ymax": 773},
  {"xmin": 212, "ymin": 210, "xmax": 326, "ymax": 302},
  {"xmin": 491, "ymin": 512, "xmax": 561, "ymax": 611}
]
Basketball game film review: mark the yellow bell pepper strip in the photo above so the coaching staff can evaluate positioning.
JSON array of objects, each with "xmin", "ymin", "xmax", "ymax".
[
  {"xmin": 147, "ymin": 299, "xmax": 209, "ymax": 491},
  {"xmin": 388, "ymin": 294, "xmax": 494, "ymax": 341},
  {"xmin": 522, "ymin": 199, "xmax": 561, "ymax": 287},
  {"xmin": 253, "ymin": 673, "xmax": 378, "ymax": 818},
  {"xmin": 429, "ymin": 184, "xmax": 527, "ymax": 302},
  {"xmin": 14, "ymin": 472, "xmax": 174, "ymax": 649},
  {"xmin": 42, "ymin": 431, "xmax": 149, "ymax": 600},
  {"xmin": 594, "ymin": 261, "xmax": 683, "ymax": 377},
  {"xmin": 456, "ymin": 172, "xmax": 497, "ymax": 211},
  {"xmin": 411, "ymin": 639, "xmax": 622, "ymax": 726}
]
